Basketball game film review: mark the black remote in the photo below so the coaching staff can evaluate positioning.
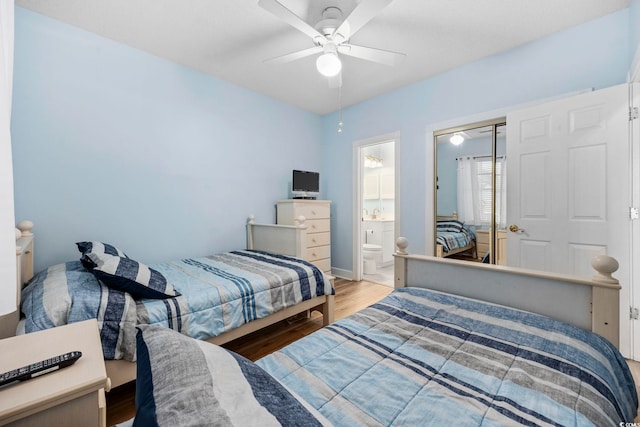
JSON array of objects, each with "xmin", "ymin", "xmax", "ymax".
[{"xmin": 0, "ymin": 351, "xmax": 82, "ymax": 387}]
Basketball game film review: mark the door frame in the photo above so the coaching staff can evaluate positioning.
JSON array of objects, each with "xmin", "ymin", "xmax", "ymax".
[
  {"xmin": 631, "ymin": 81, "xmax": 640, "ymax": 359},
  {"xmin": 352, "ymin": 132, "xmax": 401, "ymax": 282}
]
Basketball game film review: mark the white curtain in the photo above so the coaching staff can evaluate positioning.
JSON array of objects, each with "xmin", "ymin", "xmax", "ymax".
[
  {"xmin": 0, "ymin": 0, "xmax": 16, "ymax": 316},
  {"xmin": 456, "ymin": 157, "xmax": 476, "ymax": 224},
  {"xmin": 457, "ymin": 156, "xmax": 507, "ymax": 228},
  {"xmin": 496, "ymin": 156, "xmax": 507, "ymax": 229}
]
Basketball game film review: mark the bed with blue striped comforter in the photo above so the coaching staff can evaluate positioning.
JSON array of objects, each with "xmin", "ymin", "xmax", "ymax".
[
  {"xmin": 137, "ymin": 250, "xmax": 333, "ymax": 343},
  {"xmin": 436, "ymin": 226, "xmax": 475, "ymax": 253},
  {"xmin": 20, "ymin": 250, "xmax": 333, "ymax": 361},
  {"xmin": 257, "ymin": 287, "xmax": 637, "ymax": 426}
]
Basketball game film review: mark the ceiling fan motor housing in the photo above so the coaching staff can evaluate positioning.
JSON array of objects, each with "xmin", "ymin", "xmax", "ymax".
[{"xmin": 315, "ymin": 6, "xmax": 344, "ymax": 39}]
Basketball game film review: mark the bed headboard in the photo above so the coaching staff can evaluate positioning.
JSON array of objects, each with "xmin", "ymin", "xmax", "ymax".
[
  {"xmin": 436, "ymin": 211, "xmax": 458, "ymax": 221},
  {"xmin": 394, "ymin": 237, "xmax": 621, "ymax": 348},
  {"xmin": 246, "ymin": 215, "xmax": 306, "ymax": 258}
]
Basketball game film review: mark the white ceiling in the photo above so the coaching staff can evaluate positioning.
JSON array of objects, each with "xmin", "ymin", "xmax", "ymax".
[{"xmin": 15, "ymin": 0, "xmax": 629, "ymax": 115}]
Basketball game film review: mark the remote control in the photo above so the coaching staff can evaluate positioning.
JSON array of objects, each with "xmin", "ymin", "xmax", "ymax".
[{"xmin": 0, "ymin": 351, "xmax": 82, "ymax": 387}]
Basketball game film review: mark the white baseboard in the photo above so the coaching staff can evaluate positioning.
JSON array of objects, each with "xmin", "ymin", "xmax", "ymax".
[{"xmin": 330, "ymin": 267, "xmax": 353, "ymax": 281}]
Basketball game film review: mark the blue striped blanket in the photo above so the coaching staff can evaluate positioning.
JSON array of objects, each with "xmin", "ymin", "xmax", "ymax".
[
  {"xmin": 257, "ymin": 287, "xmax": 637, "ymax": 426},
  {"xmin": 436, "ymin": 226, "xmax": 475, "ymax": 253},
  {"xmin": 20, "ymin": 251, "xmax": 333, "ymax": 361},
  {"xmin": 137, "ymin": 251, "xmax": 333, "ymax": 343}
]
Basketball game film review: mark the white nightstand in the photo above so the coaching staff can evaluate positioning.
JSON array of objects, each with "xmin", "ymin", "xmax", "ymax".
[{"xmin": 0, "ymin": 319, "xmax": 109, "ymax": 427}]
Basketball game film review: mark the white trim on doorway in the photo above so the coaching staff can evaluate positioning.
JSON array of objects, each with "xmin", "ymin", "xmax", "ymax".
[{"xmin": 352, "ymin": 132, "xmax": 401, "ymax": 283}]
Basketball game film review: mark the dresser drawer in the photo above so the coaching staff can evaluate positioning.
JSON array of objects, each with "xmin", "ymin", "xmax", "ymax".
[
  {"xmin": 296, "ymin": 203, "xmax": 330, "ymax": 220},
  {"xmin": 307, "ymin": 232, "xmax": 330, "ymax": 248},
  {"xmin": 305, "ymin": 245, "xmax": 331, "ymax": 262},
  {"xmin": 475, "ymin": 229, "xmax": 489, "ymax": 245},
  {"xmin": 306, "ymin": 219, "xmax": 330, "ymax": 234},
  {"xmin": 477, "ymin": 243, "xmax": 489, "ymax": 257},
  {"xmin": 311, "ymin": 258, "xmax": 331, "ymax": 273}
]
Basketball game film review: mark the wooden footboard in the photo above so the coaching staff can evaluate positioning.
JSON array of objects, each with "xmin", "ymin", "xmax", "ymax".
[
  {"xmin": 436, "ymin": 242, "xmax": 476, "ymax": 259},
  {"xmin": 395, "ymin": 237, "xmax": 621, "ymax": 348},
  {"xmin": 106, "ymin": 293, "xmax": 335, "ymax": 388}
]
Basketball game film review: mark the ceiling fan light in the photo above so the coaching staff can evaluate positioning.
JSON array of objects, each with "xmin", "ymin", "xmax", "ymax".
[
  {"xmin": 450, "ymin": 133, "xmax": 464, "ymax": 146},
  {"xmin": 316, "ymin": 52, "xmax": 342, "ymax": 77}
]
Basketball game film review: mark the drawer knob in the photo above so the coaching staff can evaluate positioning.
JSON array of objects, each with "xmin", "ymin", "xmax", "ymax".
[
  {"xmin": 311, "ymin": 238, "xmax": 317, "ymax": 243},
  {"xmin": 311, "ymin": 210, "xmax": 316, "ymax": 215}
]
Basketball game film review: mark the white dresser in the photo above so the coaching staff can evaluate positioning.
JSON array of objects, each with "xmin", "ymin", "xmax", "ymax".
[{"xmin": 277, "ymin": 200, "xmax": 331, "ymax": 274}]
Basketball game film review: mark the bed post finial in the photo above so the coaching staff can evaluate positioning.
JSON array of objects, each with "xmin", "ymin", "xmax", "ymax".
[
  {"xmin": 294, "ymin": 215, "xmax": 306, "ymax": 227},
  {"xmin": 396, "ymin": 237, "xmax": 408, "ymax": 255},
  {"xmin": 17, "ymin": 220, "xmax": 33, "ymax": 237},
  {"xmin": 591, "ymin": 255, "xmax": 619, "ymax": 284},
  {"xmin": 246, "ymin": 215, "xmax": 255, "ymax": 250}
]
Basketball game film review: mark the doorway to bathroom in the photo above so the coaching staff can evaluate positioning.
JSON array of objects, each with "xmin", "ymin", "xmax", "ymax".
[{"xmin": 353, "ymin": 134, "xmax": 399, "ymax": 287}]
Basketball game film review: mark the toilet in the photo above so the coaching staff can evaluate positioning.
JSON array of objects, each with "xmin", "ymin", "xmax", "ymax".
[{"xmin": 363, "ymin": 243, "xmax": 382, "ymax": 274}]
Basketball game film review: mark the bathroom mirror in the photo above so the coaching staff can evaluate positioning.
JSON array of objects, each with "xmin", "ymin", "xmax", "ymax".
[{"xmin": 434, "ymin": 119, "xmax": 506, "ymax": 264}]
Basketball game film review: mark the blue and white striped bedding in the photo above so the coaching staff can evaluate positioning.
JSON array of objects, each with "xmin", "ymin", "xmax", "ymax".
[
  {"xmin": 20, "ymin": 261, "xmax": 139, "ymax": 360},
  {"xmin": 137, "ymin": 251, "xmax": 333, "ymax": 343},
  {"xmin": 436, "ymin": 226, "xmax": 475, "ymax": 253},
  {"xmin": 257, "ymin": 287, "xmax": 637, "ymax": 426},
  {"xmin": 20, "ymin": 250, "xmax": 333, "ymax": 361}
]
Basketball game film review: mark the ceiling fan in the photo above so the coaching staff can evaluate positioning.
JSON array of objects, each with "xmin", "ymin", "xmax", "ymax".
[{"xmin": 258, "ymin": 0, "xmax": 405, "ymax": 86}]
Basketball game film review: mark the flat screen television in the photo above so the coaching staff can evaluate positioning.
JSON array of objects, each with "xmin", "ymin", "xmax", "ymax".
[{"xmin": 292, "ymin": 170, "xmax": 319, "ymax": 199}]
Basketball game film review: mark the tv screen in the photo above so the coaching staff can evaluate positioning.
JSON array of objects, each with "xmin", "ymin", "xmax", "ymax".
[{"xmin": 292, "ymin": 170, "xmax": 319, "ymax": 193}]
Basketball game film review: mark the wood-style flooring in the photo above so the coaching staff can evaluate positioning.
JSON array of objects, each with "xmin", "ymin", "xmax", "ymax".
[
  {"xmin": 106, "ymin": 278, "xmax": 393, "ymax": 426},
  {"xmin": 106, "ymin": 278, "xmax": 640, "ymax": 425}
]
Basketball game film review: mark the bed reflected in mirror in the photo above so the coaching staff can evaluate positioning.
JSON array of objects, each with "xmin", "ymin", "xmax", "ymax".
[{"xmin": 434, "ymin": 120, "xmax": 506, "ymax": 264}]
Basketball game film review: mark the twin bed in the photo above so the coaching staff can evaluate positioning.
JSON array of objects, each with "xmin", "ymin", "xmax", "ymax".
[
  {"xmin": 13, "ymin": 217, "xmax": 335, "ymax": 389},
  {"xmin": 10, "ymin": 220, "xmax": 638, "ymax": 425},
  {"xmin": 435, "ymin": 214, "xmax": 477, "ymax": 259}
]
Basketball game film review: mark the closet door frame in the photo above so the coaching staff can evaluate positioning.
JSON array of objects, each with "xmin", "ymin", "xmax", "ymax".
[{"xmin": 433, "ymin": 118, "xmax": 505, "ymax": 264}]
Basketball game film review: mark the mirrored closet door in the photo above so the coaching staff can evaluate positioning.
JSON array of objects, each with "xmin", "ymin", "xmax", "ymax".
[{"xmin": 434, "ymin": 119, "xmax": 506, "ymax": 264}]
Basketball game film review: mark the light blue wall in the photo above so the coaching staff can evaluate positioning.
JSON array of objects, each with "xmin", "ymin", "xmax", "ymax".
[
  {"xmin": 632, "ymin": 0, "xmax": 640, "ymax": 60},
  {"xmin": 322, "ymin": 9, "xmax": 630, "ymax": 272},
  {"xmin": 11, "ymin": 8, "xmax": 323, "ymax": 272}
]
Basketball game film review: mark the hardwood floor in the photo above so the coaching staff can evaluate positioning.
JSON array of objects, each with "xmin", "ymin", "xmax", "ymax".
[{"xmin": 105, "ymin": 278, "xmax": 393, "ymax": 426}]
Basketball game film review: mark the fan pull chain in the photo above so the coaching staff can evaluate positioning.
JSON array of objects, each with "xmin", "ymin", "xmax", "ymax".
[{"xmin": 337, "ymin": 86, "xmax": 344, "ymax": 134}]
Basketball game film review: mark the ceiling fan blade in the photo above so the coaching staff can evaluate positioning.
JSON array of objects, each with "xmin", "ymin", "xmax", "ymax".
[
  {"xmin": 338, "ymin": 44, "xmax": 405, "ymax": 67},
  {"xmin": 264, "ymin": 46, "xmax": 323, "ymax": 65},
  {"xmin": 328, "ymin": 72, "xmax": 342, "ymax": 89},
  {"xmin": 333, "ymin": 0, "xmax": 393, "ymax": 42},
  {"xmin": 258, "ymin": 0, "xmax": 327, "ymax": 44}
]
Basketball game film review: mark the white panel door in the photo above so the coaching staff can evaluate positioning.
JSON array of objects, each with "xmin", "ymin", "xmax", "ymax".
[{"xmin": 507, "ymin": 84, "xmax": 631, "ymax": 355}]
